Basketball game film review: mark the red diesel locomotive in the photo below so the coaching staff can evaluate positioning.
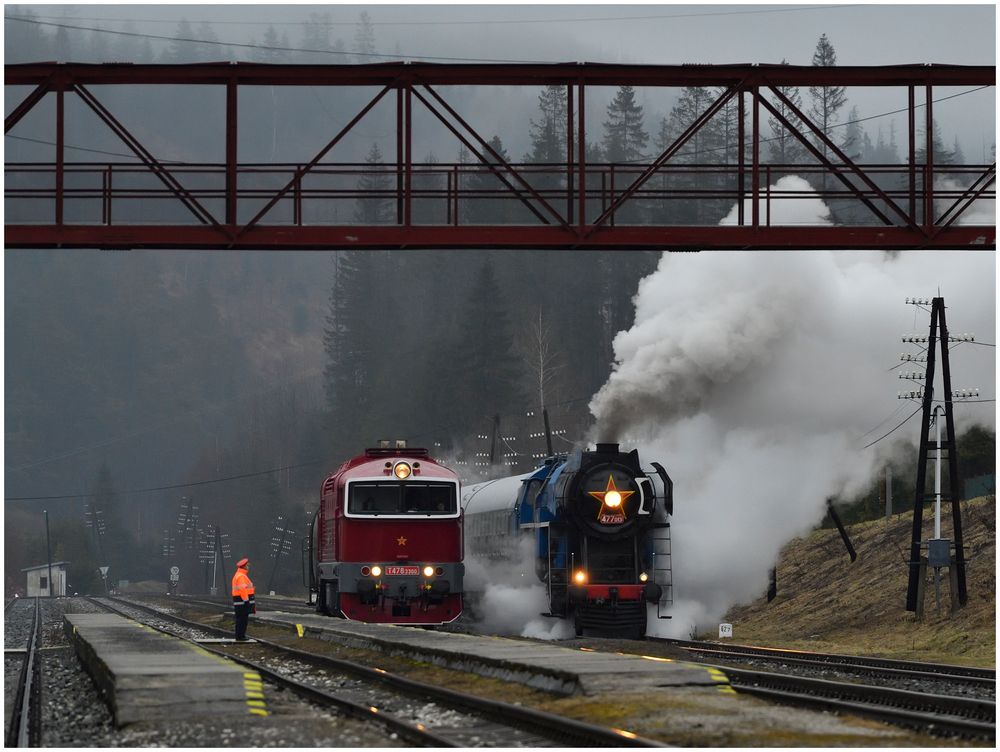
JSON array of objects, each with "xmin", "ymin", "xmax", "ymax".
[{"xmin": 308, "ymin": 443, "xmax": 464, "ymax": 624}]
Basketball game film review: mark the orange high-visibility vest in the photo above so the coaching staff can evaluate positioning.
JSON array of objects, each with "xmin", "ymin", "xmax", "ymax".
[{"xmin": 232, "ymin": 567, "xmax": 255, "ymax": 603}]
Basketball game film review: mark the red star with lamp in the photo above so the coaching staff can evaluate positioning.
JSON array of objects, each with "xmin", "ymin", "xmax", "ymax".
[{"xmin": 588, "ymin": 475, "xmax": 634, "ymax": 524}]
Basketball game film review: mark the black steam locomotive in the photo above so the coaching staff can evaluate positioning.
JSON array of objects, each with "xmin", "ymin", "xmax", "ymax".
[{"xmin": 462, "ymin": 443, "xmax": 673, "ymax": 639}]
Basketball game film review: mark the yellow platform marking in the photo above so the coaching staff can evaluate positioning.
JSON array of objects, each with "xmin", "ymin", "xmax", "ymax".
[
  {"xmin": 295, "ymin": 624, "xmax": 305, "ymax": 637},
  {"xmin": 240, "ymin": 670, "xmax": 268, "ymax": 715}
]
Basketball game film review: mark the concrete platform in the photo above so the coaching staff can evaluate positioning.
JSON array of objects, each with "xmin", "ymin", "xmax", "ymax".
[
  {"xmin": 253, "ymin": 610, "xmax": 729, "ymax": 696},
  {"xmin": 65, "ymin": 613, "xmax": 268, "ymax": 726}
]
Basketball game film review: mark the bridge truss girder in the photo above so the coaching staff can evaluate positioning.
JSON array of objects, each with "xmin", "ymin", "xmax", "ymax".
[{"xmin": 5, "ymin": 62, "xmax": 996, "ymax": 251}]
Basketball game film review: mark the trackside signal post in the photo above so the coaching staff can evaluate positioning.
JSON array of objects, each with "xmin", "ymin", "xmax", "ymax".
[{"xmin": 902, "ymin": 297, "xmax": 970, "ymax": 614}]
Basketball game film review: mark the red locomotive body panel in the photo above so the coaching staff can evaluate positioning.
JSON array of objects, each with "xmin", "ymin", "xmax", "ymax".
[
  {"xmin": 338, "ymin": 518, "xmax": 462, "ymax": 562},
  {"xmin": 312, "ymin": 447, "xmax": 463, "ymax": 625}
]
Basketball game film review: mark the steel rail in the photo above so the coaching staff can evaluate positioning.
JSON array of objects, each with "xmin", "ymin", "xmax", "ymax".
[
  {"xmin": 653, "ymin": 637, "xmax": 996, "ymax": 682},
  {"xmin": 5, "ymin": 597, "xmax": 41, "ymax": 748},
  {"xmin": 671, "ymin": 645, "xmax": 996, "ymax": 690},
  {"xmin": 149, "ymin": 593, "xmax": 316, "ymax": 615},
  {"xmin": 720, "ymin": 665, "xmax": 995, "ymax": 740},
  {"xmin": 105, "ymin": 595, "xmax": 664, "ymax": 747},
  {"xmin": 86, "ymin": 596, "xmax": 455, "ymax": 747}
]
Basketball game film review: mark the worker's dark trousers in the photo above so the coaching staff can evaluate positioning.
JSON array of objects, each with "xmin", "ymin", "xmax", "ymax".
[{"xmin": 233, "ymin": 602, "xmax": 251, "ymax": 640}]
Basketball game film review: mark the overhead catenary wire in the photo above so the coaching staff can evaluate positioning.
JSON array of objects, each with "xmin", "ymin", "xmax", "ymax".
[
  {"xmin": 862, "ymin": 405, "xmax": 923, "ymax": 450},
  {"xmin": 4, "ymin": 15, "xmax": 553, "ymax": 64},
  {"xmin": 13, "ymin": 6, "xmax": 863, "ymax": 29},
  {"xmin": 8, "ymin": 393, "xmax": 594, "ymax": 501},
  {"xmin": 5, "ymin": 459, "xmax": 326, "ymax": 503}
]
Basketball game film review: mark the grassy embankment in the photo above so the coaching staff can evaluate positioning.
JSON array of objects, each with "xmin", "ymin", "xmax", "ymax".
[{"xmin": 720, "ymin": 496, "xmax": 995, "ymax": 667}]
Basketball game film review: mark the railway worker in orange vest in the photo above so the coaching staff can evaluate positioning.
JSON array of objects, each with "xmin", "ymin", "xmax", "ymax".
[{"xmin": 231, "ymin": 557, "xmax": 256, "ymax": 641}]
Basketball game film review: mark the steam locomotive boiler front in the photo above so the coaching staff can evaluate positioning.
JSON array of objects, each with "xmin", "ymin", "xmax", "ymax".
[{"xmin": 545, "ymin": 443, "xmax": 671, "ymax": 637}]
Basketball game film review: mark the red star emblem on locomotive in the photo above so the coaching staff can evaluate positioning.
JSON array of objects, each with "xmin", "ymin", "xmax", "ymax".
[{"xmin": 588, "ymin": 475, "xmax": 634, "ymax": 525}]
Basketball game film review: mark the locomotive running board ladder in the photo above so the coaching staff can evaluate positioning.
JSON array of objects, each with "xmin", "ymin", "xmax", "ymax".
[{"xmin": 651, "ymin": 523, "xmax": 673, "ymax": 619}]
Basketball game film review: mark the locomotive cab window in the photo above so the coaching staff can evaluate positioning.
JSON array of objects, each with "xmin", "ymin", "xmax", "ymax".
[{"xmin": 348, "ymin": 482, "xmax": 458, "ymax": 516}]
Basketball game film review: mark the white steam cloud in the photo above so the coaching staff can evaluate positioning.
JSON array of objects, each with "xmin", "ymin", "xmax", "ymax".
[
  {"xmin": 591, "ymin": 176, "xmax": 995, "ymax": 638},
  {"xmin": 464, "ymin": 536, "xmax": 574, "ymax": 639}
]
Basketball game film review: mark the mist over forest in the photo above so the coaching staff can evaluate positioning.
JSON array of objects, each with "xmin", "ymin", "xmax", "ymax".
[{"xmin": 4, "ymin": 5, "xmax": 995, "ymax": 609}]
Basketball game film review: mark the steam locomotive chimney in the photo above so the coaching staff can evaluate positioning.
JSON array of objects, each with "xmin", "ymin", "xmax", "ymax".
[{"xmin": 595, "ymin": 443, "xmax": 620, "ymax": 454}]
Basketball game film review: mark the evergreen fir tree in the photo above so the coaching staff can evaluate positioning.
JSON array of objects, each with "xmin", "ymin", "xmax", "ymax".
[
  {"xmin": 194, "ymin": 22, "xmax": 219, "ymax": 61},
  {"xmin": 808, "ymin": 34, "xmax": 849, "ymax": 160},
  {"xmin": 527, "ymin": 86, "xmax": 568, "ymax": 163},
  {"xmin": 450, "ymin": 259, "xmax": 525, "ymax": 434},
  {"xmin": 302, "ymin": 12, "xmax": 332, "ymax": 60},
  {"xmin": 603, "ymin": 86, "xmax": 649, "ymax": 224},
  {"xmin": 659, "ymin": 87, "xmax": 722, "ymax": 224},
  {"xmin": 322, "ymin": 251, "xmax": 379, "ymax": 454},
  {"xmin": 766, "ymin": 60, "xmax": 808, "ymax": 166},
  {"xmin": 86, "ymin": 26, "xmax": 110, "ymax": 63},
  {"xmin": 255, "ymin": 26, "xmax": 286, "ymax": 63},
  {"xmin": 163, "ymin": 19, "xmax": 195, "ymax": 62},
  {"xmin": 525, "ymin": 85, "xmax": 569, "ymax": 195},
  {"xmin": 354, "ymin": 11, "xmax": 376, "ymax": 63},
  {"xmin": 603, "ymin": 85, "xmax": 649, "ymax": 163},
  {"xmin": 840, "ymin": 105, "xmax": 864, "ymax": 160},
  {"xmin": 915, "ymin": 120, "xmax": 957, "ymax": 165},
  {"xmin": 113, "ymin": 20, "xmax": 144, "ymax": 62},
  {"xmin": 354, "ymin": 143, "xmax": 394, "ymax": 225},
  {"xmin": 465, "ymin": 136, "xmax": 515, "ymax": 224},
  {"xmin": 951, "ymin": 136, "xmax": 966, "ymax": 165}
]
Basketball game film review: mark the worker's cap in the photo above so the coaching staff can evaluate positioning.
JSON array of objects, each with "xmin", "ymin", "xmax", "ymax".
[{"xmin": 236, "ymin": 557, "xmax": 249, "ymax": 567}]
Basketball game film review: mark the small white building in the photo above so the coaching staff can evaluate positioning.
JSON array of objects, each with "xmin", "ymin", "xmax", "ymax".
[{"xmin": 22, "ymin": 562, "xmax": 69, "ymax": 597}]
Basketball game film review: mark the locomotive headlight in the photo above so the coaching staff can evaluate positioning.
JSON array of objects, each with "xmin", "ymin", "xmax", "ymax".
[
  {"xmin": 604, "ymin": 490, "xmax": 623, "ymax": 508},
  {"xmin": 394, "ymin": 462, "xmax": 412, "ymax": 479},
  {"xmin": 573, "ymin": 570, "xmax": 587, "ymax": 585},
  {"xmin": 639, "ymin": 572, "xmax": 649, "ymax": 582},
  {"xmin": 423, "ymin": 565, "xmax": 435, "ymax": 578},
  {"xmin": 370, "ymin": 565, "xmax": 382, "ymax": 578}
]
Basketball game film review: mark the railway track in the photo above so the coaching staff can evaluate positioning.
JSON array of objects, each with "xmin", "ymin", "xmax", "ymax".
[
  {"xmin": 97, "ymin": 596, "xmax": 662, "ymax": 747},
  {"xmin": 649, "ymin": 638, "xmax": 994, "ymax": 739},
  {"xmin": 142, "ymin": 592, "xmax": 316, "ymax": 616},
  {"xmin": 721, "ymin": 664, "xmax": 995, "ymax": 740},
  {"xmin": 655, "ymin": 637, "xmax": 995, "ymax": 689},
  {"xmin": 5, "ymin": 597, "xmax": 41, "ymax": 747}
]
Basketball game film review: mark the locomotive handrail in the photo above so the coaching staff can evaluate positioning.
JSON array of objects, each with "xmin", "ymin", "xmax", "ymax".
[{"xmin": 650, "ymin": 462, "xmax": 674, "ymax": 517}]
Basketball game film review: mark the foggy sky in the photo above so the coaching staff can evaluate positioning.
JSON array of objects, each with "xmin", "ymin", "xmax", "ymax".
[
  {"xmin": 28, "ymin": 3, "xmax": 998, "ymax": 67},
  {"xmin": 11, "ymin": 3, "xmax": 996, "ymax": 157}
]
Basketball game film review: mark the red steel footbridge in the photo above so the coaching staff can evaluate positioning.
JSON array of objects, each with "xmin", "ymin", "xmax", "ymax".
[{"xmin": 5, "ymin": 62, "xmax": 995, "ymax": 251}]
